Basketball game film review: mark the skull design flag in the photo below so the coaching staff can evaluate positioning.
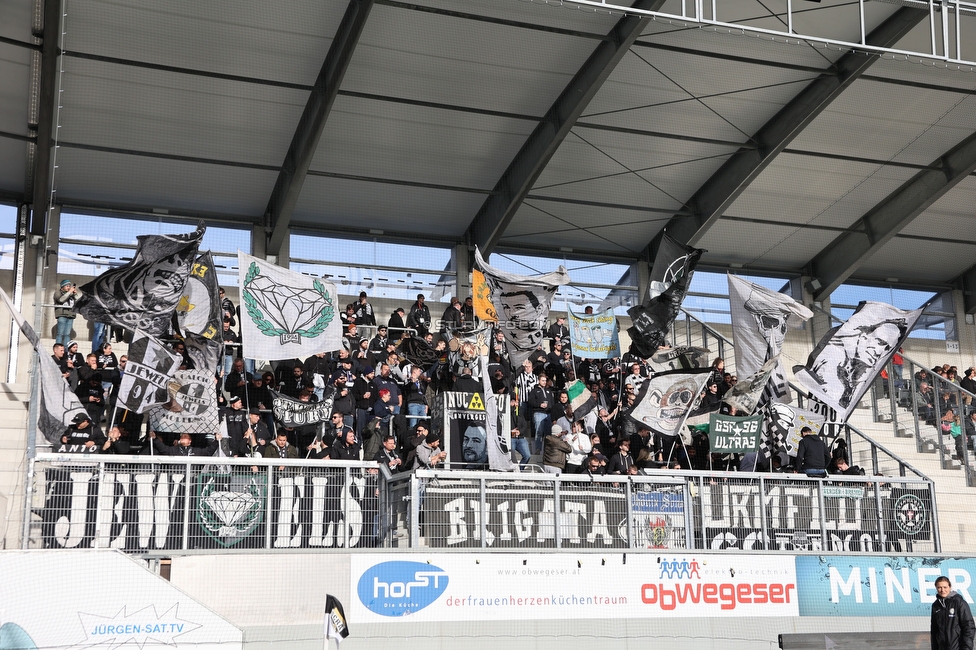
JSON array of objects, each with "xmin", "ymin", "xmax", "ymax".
[
  {"xmin": 237, "ymin": 251, "xmax": 343, "ymax": 361},
  {"xmin": 728, "ymin": 274, "xmax": 812, "ymax": 405},
  {"xmin": 627, "ymin": 369, "xmax": 713, "ymax": 437}
]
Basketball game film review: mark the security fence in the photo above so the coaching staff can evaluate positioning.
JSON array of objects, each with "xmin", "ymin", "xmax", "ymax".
[
  {"xmin": 24, "ymin": 455, "xmax": 389, "ymax": 552},
  {"xmin": 366, "ymin": 469, "xmax": 939, "ymax": 553},
  {"xmin": 25, "ymin": 455, "xmax": 938, "ymax": 555}
]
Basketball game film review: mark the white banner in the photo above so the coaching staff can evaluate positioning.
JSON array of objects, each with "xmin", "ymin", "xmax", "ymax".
[
  {"xmin": 350, "ymin": 553, "xmax": 798, "ymax": 623},
  {"xmin": 238, "ymin": 251, "xmax": 343, "ymax": 361}
]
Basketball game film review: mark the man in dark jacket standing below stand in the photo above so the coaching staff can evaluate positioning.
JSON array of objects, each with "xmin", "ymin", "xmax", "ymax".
[
  {"xmin": 932, "ymin": 575, "xmax": 975, "ymax": 650},
  {"xmin": 795, "ymin": 426, "xmax": 830, "ymax": 477}
]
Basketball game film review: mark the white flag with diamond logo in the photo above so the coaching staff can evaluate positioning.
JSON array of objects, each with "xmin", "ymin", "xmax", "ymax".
[{"xmin": 237, "ymin": 251, "xmax": 343, "ymax": 361}]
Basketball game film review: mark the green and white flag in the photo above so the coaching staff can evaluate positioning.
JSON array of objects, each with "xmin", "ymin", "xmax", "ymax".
[
  {"xmin": 708, "ymin": 413, "xmax": 763, "ymax": 454},
  {"xmin": 566, "ymin": 379, "xmax": 596, "ymax": 419},
  {"xmin": 238, "ymin": 251, "xmax": 342, "ymax": 361}
]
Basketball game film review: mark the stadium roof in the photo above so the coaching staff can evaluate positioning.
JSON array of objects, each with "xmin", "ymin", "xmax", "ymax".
[{"xmin": 2, "ymin": 0, "xmax": 976, "ymax": 303}]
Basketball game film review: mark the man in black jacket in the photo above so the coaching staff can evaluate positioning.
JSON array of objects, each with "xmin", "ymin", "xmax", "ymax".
[
  {"xmin": 795, "ymin": 426, "xmax": 830, "ymax": 477},
  {"xmin": 932, "ymin": 575, "xmax": 975, "ymax": 650}
]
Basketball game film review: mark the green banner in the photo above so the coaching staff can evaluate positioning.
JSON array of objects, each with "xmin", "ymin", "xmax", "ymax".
[{"xmin": 707, "ymin": 413, "xmax": 763, "ymax": 453}]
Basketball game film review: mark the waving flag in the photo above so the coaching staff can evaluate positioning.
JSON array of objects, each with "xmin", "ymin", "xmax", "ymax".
[
  {"xmin": 474, "ymin": 247, "xmax": 569, "ymax": 368},
  {"xmin": 722, "ymin": 356, "xmax": 779, "ymax": 415},
  {"xmin": 238, "ymin": 252, "xmax": 342, "ymax": 361},
  {"xmin": 627, "ymin": 369, "xmax": 712, "ymax": 437},
  {"xmin": 627, "ymin": 233, "xmax": 703, "ymax": 358},
  {"xmin": 793, "ymin": 301, "xmax": 925, "ymax": 423},
  {"xmin": 728, "ymin": 274, "xmax": 812, "ymax": 405},
  {"xmin": 74, "ymin": 224, "xmax": 204, "ymax": 337},
  {"xmin": 0, "ymin": 287, "xmax": 86, "ymax": 445},
  {"xmin": 174, "ymin": 251, "xmax": 223, "ymax": 374},
  {"xmin": 324, "ymin": 595, "xmax": 349, "ymax": 647},
  {"xmin": 569, "ymin": 308, "xmax": 620, "ymax": 358},
  {"xmin": 116, "ymin": 330, "xmax": 182, "ymax": 413}
]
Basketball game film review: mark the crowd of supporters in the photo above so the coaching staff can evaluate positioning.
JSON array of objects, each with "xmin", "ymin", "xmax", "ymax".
[{"xmin": 49, "ymin": 284, "xmax": 887, "ymax": 477}]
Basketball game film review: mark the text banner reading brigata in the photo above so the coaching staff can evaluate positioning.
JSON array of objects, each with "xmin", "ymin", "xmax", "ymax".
[{"xmin": 350, "ymin": 554, "xmax": 797, "ymax": 623}]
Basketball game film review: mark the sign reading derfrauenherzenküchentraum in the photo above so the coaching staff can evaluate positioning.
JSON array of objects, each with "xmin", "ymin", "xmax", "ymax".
[{"xmin": 350, "ymin": 554, "xmax": 798, "ymax": 622}]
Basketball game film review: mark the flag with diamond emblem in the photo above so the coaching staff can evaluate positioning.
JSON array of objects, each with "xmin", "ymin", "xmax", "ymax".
[{"xmin": 238, "ymin": 252, "xmax": 342, "ymax": 361}]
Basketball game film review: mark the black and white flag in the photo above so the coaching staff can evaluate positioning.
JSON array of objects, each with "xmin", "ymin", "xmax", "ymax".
[
  {"xmin": 765, "ymin": 402, "xmax": 826, "ymax": 458},
  {"xmin": 728, "ymin": 274, "xmax": 811, "ymax": 405},
  {"xmin": 324, "ymin": 594, "xmax": 349, "ymax": 647},
  {"xmin": 174, "ymin": 251, "xmax": 223, "ymax": 374},
  {"xmin": 271, "ymin": 387, "xmax": 335, "ymax": 428},
  {"xmin": 444, "ymin": 327, "xmax": 491, "ymax": 379},
  {"xmin": 148, "ymin": 369, "xmax": 219, "ymax": 435},
  {"xmin": 793, "ymin": 301, "xmax": 924, "ymax": 423},
  {"xmin": 116, "ymin": 330, "xmax": 182, "ymax": 413},
  {"xmin": 0, "ymin": 286, "xmax": 85, "ymax": 444},
  {"xmin": 74, "ymin": 224, "xmax": 204, "ymax": 337},
  {"xmin": 722, "ymin": 356, "xmax": 779, "ymax": 415},
  {"xmin": 474, "ymin": 247, "xmax": 570, "ymax": 368},
  {"xmin": 627, "ymin": 233, "xmax": 703, "ymax": 358},
  {"xmin": 627, "ymin": 368, "xmax": 712, "ymax": 438}
]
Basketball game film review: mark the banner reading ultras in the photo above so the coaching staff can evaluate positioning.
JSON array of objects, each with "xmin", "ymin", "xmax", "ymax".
[{"xmin": 350, "ymin": 554, "xmax": 798, "ymax": 623}]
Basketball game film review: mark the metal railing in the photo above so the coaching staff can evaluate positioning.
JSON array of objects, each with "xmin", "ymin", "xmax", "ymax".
[
  {"xmin": 24, "ymin": 454, "xmax": 393, "ymax": 553},
  {"xmin": 670, "ymin": 309, "xmax": 730, "ymax": 367},
  {"xmin": 565, "ymin": 0, "xmax": 976, "ymax": 67},
  {"xmin": 25, "ymin": 455, "xmax": 939, "ymax": 555},
  {"xmin": 388, "ymin": 469, "xmax": 938, "ymax": 553}
]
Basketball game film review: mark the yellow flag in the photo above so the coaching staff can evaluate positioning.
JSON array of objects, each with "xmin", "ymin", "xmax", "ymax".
[{"xmin": 472, "ymin": 269, "xmax": 497, "ymax": 322}]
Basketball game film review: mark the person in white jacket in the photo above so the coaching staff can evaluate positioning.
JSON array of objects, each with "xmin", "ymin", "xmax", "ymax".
[{"xmin": 565, "ymin": 419, "xmax": 592, "ymax": 474}]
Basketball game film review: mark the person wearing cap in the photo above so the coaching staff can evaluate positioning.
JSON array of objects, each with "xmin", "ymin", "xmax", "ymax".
[
  {"xmin": 60, "ymin": 413, "xmax": 105, "ymax": 451},
  {"xmin": 542, "ymin": 424, "xmax": 572, "ymax": 474},
  {"xmin": 368, "ymin": 325, "xmax": 389, "ymax": 355},
  {"xmin": 374, "ymin": 434, "xmax": 403, "ymax": 473},
  {"xmin": 239, "ymin": 407, "xmax": 271, "ymax": 456},
  {"xmin": 65, "ymin": 340, "xmax": 85, "ymax": 372},
  {"xmin": 546, "ymin": 315, "xmax": 570, "ymax": 353},
  {"xmin": 219, "ymin": 394, "xmax": 249, "ymax": 456},
  {"xmin": 54, "ymin": 279, "xmax": 78, "ymax": 346},
  {"xmin": 413, "ymin": 430, "xmax": 447, "ymax": 469},
  {"xmin": 407, "ymin": 294, "xmax": 431, "ymax": 338},
  {"xmin": 245, "ymin": 373, "xmax": 272, "ymax": 411},
  {"xmin": 388, "ymin": 307, "xmax": 407, "ymax": 337},
  {"xmin": 354, "ymin": 290, "xmax": 376, "ymax": 327}
]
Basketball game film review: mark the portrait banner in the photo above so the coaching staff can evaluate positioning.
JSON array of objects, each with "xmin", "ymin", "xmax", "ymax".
[
  {"xmin": 238, "ymin": 252, "xmax": 343, "ymax": 361},
  {"xmin": 627, "ymin": 369, "xmax": 712, "ymax": 437},
  {"xmin": 74, "ymin": 224, "xmax": 204, "ymax": 337},
  {"xmin": 442, "ymin": 390, "xmax": 512, "ymax": 471},
  {"xmin": 793, "ymin": 301, "xmax": 925, "ymax": 423},
  {"xmin": 568, "ymin": 308, "xmax": 620, "ymax": 358},
  {"xmin": 474, "ymin": 247, "xmax": 570, "ymax": 368},
  {"xmin": 728, "ymin": 274, "xmax": 812, "ymax": 405}
]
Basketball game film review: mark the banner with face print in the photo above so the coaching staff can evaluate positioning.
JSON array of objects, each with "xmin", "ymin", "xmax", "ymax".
[
  {"xmin": 793, "ymin": 301, "xmax": 925, "ymax": 423},
  {"xmin": 473, "ymin": 248, "xmax": 570, "ymax": 368},
  {"xmin": 568, "ymin": 308, "xmax": 620, "ymax": 359},
  {"xmin": 728, "ymin": 274, "xmax": 812, "ymax": 406},
  {"xmin": 765, "ymin": 402, "xmax": 826, "ymax": 458},
  {"xmin": 627, "ymin": 369, "xmax": 712, "ymax": 437}
]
